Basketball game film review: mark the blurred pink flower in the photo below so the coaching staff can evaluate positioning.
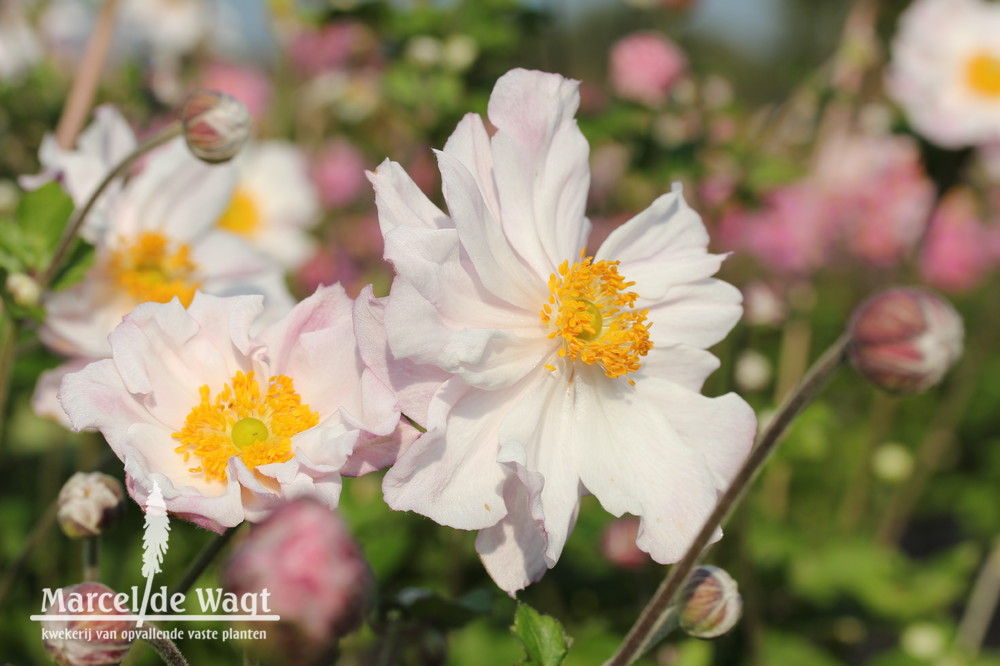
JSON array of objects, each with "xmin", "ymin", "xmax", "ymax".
[
  {"xmin": 920, "ymin": 188, "xmax": 994, "ymax": 291},
  {"xmin": 815, "ymin": 133, "xmax": 934, "ymax": 267},
  {"xmin": 287, "ymin": 22, "xmax": 373, "ymax": 76},
  {"xmin": 312, "ymin": 138, "xmax": 368, "ymax": 209},
  {"xmin": 608, "ymin": 31, "xmax": 687, "ymax": 107},
  {"xmin": 224, "ymin": 498, "xmax": 371, "ymax": 659},
  {"xmin": 198, "ymin": 62, "xmax": 273, "ymax": 122},
  {"xmin": 719, "ymin": 184, "xmax": 834, "ymax": 275},
  {"xmin": 601, "ymin": 517, "xmax": 647, "ymax": 570}
]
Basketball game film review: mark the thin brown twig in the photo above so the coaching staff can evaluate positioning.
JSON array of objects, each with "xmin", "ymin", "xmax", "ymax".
[{"xmin": 54, "ymin": 0, "xmax": 121, "ymax": 150}]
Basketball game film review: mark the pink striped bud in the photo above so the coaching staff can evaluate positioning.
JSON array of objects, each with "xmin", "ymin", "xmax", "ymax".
[
  {"xmin": 180, "ymin": 89, "xmax": 251, "ymax": 164},
  {"xmin": 41, "ymin": 582, "xmax": 135, "ymax": 665},
  {"xmin": 848, "ymin": 287, "xmax": 963, "ymax": 394},
  {"xmin": 679, "ymin": 565, "xmax": 742, "ymax": 639}
]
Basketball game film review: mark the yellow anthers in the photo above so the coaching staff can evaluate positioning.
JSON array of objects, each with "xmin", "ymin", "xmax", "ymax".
[
  {"xmin": 172, "ymin": 370, "xmax": 319, "ymax": 483},
  {"xmin": 217, "ymin": 187, "xmax": 261, "ymax": 237},
  {"xmin": 107, "ymin": 231, "xmax": 201, "ymax": 306},
  {"xmin": 966, "ymin": 52, "xmax": 1000, "ymax": 98},
  {"xmin": 540, "ymin": 254, "xmax": 652, "ymax": 381}
]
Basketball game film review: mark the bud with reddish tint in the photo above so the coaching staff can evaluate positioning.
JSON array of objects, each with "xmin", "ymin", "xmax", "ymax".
[
  {"xmin": 180, "ymin": 89, "xmax": 251, "ymax": 164},
  {"xmin": 57, "ymin": 472, "xmax": 125, "ymax": 539},
  {"xmin": 847, "ymin": 287, "xmax": 963, "ymax": 394},
  {"xmin": 678, "ymin": 565, "xmax": 742, "ymax": 639},
  {"xmin": 42, "ymin": 582, "xmax": 135, "ymax": 665},
  {"xmin": 222, "ymin": 498, "xmax": 371, "ymax": 662}
]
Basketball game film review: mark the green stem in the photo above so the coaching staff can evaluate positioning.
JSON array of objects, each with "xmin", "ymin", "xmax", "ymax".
[
  {"xmin": 0, "ymin": 302, "xmax": 15, "ymax": 451},
  {"xmin": 604, "ymin": 334, "xmax": 849, "ymax": 666},
  {"xmin": 83, "ymin": 535, "xmax": 100, "ymax": 582},
  {"xmin": 171, "ymin": 526, "xmax": 239, "ymax": 598},
  {"xmin": 38, "ymin": 122, "xmax": 182, "ymax": 292}
]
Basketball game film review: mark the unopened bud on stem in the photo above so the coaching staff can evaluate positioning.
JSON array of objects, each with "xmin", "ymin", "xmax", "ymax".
[
  {"xmin": 180, "ymin": 89, "xmax": 251, "ymax": 164},
  {"xmin": 42, "ymin": 582, "xmax": 135, "ymax": 665},
  {"xmin": 57, "ymin": 472, "xmax": 125, "ymax": 538},
  {"xmin": 847, "ymin": 287, "xmax": 963, "ymax": 394},
  {"xmin": 678, "ymin": 565, "xmax": 742, "ymax": 639}
]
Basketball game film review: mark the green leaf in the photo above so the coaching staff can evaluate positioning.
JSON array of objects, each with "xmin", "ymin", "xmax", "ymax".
[
  {"xmin": 512, "ymin": 602, "xmax": 571, "ymax": 666},
  {"xmin": 12, "ymin": 182, "xmax": 73, "ymax": 271}
]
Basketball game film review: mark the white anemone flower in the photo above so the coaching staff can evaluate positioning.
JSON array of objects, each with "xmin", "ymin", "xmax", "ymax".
[
  {"xmin": 369, "ymin": 68, "xmax": 756, "ymax": 593},
  {"xmin": 888, "ymin": 0, "xmax": 1000, "ymax": 148},
  {"xmin": 58, "ymin": 287, "xmax": 402, "ymax": 531},
  {"xmin": 215, "ymin": 140, "xmax": 321, "ymax": 270},
  {"xmin": 33, "ymin": 139, "xmax": 294, "ymax": 425}
]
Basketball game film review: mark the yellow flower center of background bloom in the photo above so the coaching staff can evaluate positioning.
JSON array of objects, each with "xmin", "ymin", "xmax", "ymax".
[
  {"xmin": 217, "ymin": 187, "xmax": 261, "ymax": 237},
  {"xmin": 541, "ymin": 253, "xmax": 653, "ymax": 384},
  {"xmin": 172, "ymin": 371, "xmax": 319, "ymax": 483},
  {"xmin": 966, "ymin": 52, "xmax": 1000, "ymax": 98},
  {"xmin": 107, "ymin": 231, "xmax": 200, "ymax": 306}
]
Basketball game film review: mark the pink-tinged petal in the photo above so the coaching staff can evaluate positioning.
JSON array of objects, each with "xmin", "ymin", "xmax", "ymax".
[
  {"xmin": 354, "ymin": 286, "xmax": 450, "ymax": 426},
  {"xmin": 596, "ymin": 186, "xmax": 728, "ymax": 301},
  {"xmin": 383, "ymin": 271, "xmax": 545, "ymax": 391},
  {"xmin": 32, "ymin": 358, "xmax": 91, "ymax": 428},
  {"xmin": 382, "ymin": 378, "xmax": 536, "ymax": 530},
  {"xmin": 125, "ymin": 422, "xmax": 222, "ymax": 496},
  {"xmin": 383, "ymin": 226, "xmax": 540, "ymax": 332},
  {"xmin": 475, "ymin": 470, "xmax": 550, "ymax": 596},
  {"xmin": 124, "ymin": 454, "xmax": 245, "ymax": 533},
  {"xmin": 290, "ymin": 423, "xmax": 359, "ymax": 471},
  {"xmin": 644, "ymin": 279, "xmax": 743, "ymax": 349},
  {"xmin": 40, "ymin": 282, "xmax": 135, "ymax": 359},
  {"xmin": 487, "ymin": 68, "xmax": 592, "ymax": 272},
  {"xmin": 367, "ymin": 158, "xmax": 451, "ymax": 234},
  {"xmin": 442, "ymin": 114, "xmax": 502, "ymax": 224},
  {"xmin": 115, "ymin": 139, "xmax": 237, "ymax": 241},
  {"xmin": 497, "ymin": 369, "xmax": 583, "ymax": 566},
  {"xmin": 59, "ymin": 359, "xmax": 156, "ymax": 446},
  {"xmin": 341, "ymin": 424, "xmax": 422, "ymax": 477},
  {"xmin": 436, "ymin": 149, "xmax": 546, "ymax": 304},
  {"xmin": 574, "ymin": 370, "xmax": 754, "ymax": 563},
  {"xmin": 108, "ymin": 295, "xmax": 258, "ymax": 425},
  {"xmin": 257, "ymin": 285, "xmax": 399, "ymax": 435}
]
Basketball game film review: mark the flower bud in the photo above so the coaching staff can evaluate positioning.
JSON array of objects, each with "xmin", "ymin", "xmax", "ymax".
[
  {"xmin": 180, "ymin": 89, "xmax": 251, "ymax": 164},
  {"xmin": 678, "ymin": 565, "xmax": 742, "ymax": 639},
  {"xmin": 847, "ymin": 287, "xmax": 963, "ymax": 394},
  {"xmin": 57, "ymin": 472, "xmax": 125, "ymax": 538},
  {"xmin": 222, "ymin": 498, "xmax": 372, "ymax": 661},
  {"xmin": 42, "ymin": 582, "xmax": 135, "ymax": 665},
  {"xmin": 6, "ymin": 272, "xmax": 40, "ymax": 307}
]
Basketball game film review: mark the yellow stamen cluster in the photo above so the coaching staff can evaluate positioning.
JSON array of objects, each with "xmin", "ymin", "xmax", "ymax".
[
  {"xmin": 217, "ymin": 187, "xmax": 261, "ymax": 237},
  {"xmin": 966, "ymin": 51, "xmax": 1000, "ymax": 98},
  {"xmin": 172, "ymin": 371, "xmax": 319, "ymax": 483},
  {"xmin": 107, "ymin": 231, "xmax": 200, "ymax": 306},
  {"xmin": 541, "ymin": 253, "xmax": 652, "ymax": 383}
]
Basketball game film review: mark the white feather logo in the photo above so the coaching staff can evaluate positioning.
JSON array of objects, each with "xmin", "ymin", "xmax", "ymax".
[{"xmin": 137, "ymin": 480, "xmax": 170, "ymax": 627}]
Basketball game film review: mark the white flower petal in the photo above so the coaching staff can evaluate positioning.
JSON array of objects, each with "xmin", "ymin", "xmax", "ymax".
[
  {"xmin": 368, "ymin": 158, "xmax": 451, "ymax": 234},
  {"xmin": 488, "ymin": 68, "xmax": 592, "ymax": 272},
  {"xmin": 644, "ymin": 278, "xmax": 743, "ymax": 349},
  {"xmin": 382, "ymin": 378, "xmax": 535, "ymax": 530}
]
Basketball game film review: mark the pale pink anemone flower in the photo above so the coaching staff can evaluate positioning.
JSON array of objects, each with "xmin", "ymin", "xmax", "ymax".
[
  {"xmin": 920, "ymin": 188, "xmax": 995, "ymax": 292},
  {"xmin": 58, "ymin": 287, "xmax": 404, "ymax": 532},
  {"xmin": 368, "ymin": 69, "xmax": 756, "ymax": 593},
  {"xmin": 31, "ymin": 138, "xmax": 294, "ymax": 427},
  {"xmin": 887, "ymin": 0, "xmax": 1000, "ymax": 148},
  {"xmin": 608, "ymin": 31, "xmax": 687, "ymax": 107}
]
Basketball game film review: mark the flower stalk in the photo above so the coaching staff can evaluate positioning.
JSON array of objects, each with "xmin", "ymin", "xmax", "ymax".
[
  {"xmin": 604, "ymin": 333, "xmax": 849, "ymax": 665},
  {"xmin": 39, "ymin": 122, "xmax": 182, "ymax": 292}
]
